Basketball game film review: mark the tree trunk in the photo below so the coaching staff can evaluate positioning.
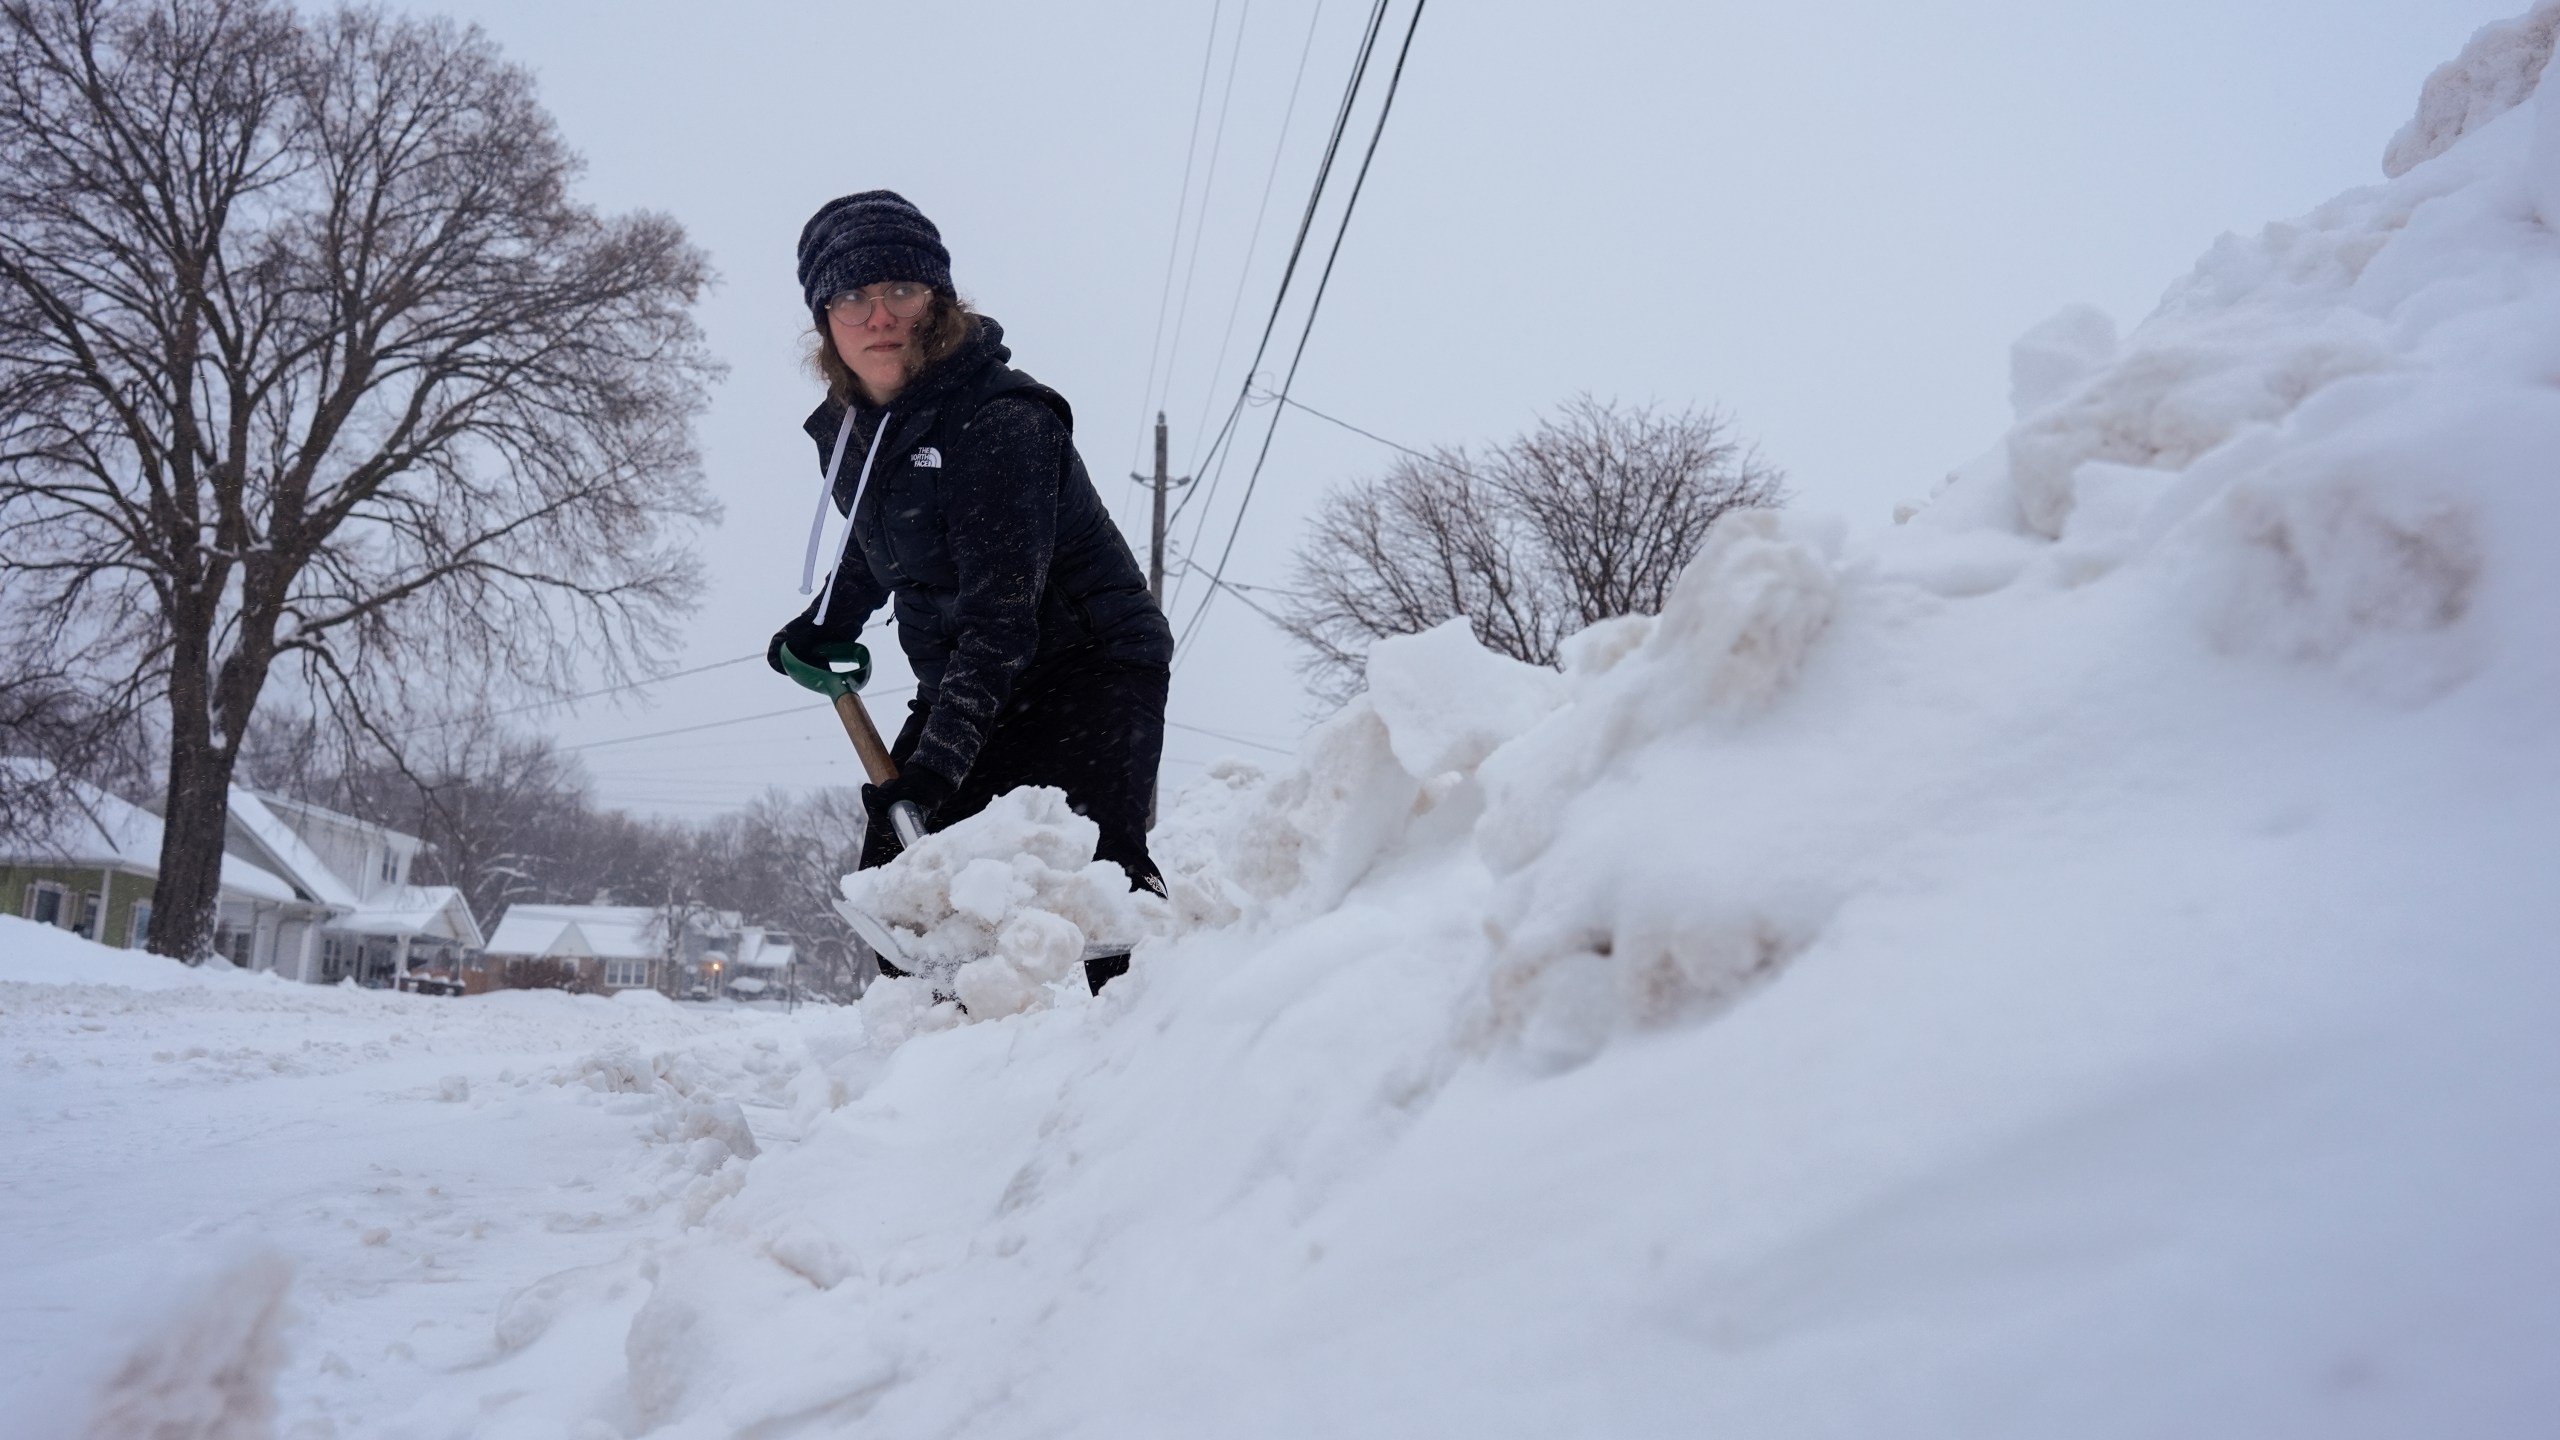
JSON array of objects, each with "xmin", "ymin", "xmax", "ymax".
[{"xmin": 149, "ymin": 660, "xmax": 239, "ymax": 963}]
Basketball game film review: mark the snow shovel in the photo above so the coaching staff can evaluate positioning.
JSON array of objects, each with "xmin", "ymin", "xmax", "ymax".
[{"xmin": 777, "ymin": 638, "xmax": 938, "ymax": 972}]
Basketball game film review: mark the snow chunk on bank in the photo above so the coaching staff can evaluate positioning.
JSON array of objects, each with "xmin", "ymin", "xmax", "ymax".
[
  {"xmin": 1366, "ymin": 617, "xmax": 1568, "ymax": 780},
  {"xmin": 2384, "ymin": 0, "xmax": 2560, "ymax": 176}
]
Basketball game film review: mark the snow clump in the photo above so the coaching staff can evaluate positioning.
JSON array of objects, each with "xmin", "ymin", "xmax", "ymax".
[
  {"xmin": 1364, "ymin": 616, "xmax": 1568, "ymax": 779},
  {"xmin": 839, "ymin": 785, "xmax": 1168, "ymax": 1023}
]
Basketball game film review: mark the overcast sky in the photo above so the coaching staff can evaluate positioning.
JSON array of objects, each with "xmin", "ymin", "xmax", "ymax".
[{"xmin": 406, "ymin": 0, "xmax": 2506, "ymax": 818}]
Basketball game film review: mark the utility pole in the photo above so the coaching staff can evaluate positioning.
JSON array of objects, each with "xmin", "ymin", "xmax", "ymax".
[
  {"xmin": 1135, "ymin": 412, "xmax": 1189, "ymax": 606},
  {"xmin": 1133, "ymin": 412, "xmax": 1189, "ymax": 832}
]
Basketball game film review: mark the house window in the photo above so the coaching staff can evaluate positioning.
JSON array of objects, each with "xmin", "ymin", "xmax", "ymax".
[
  {"xmin": 127, "ymin": 900, "xmax": 153, "ymax": 950},
  {"xmin": 25, "ymin": 881, "xmax": 65, "ymax": 927},
  {"xmin": 76, "ymin": 892, "xmax": 102, "ymax": 940},
  {"xmin": 320, "ymin": 934, "xmax": 350, "ymax": 982},
  {"xmin": 214, "ymin": 923, "xmax": 254, "ymax": 967},
  {"xmin": 604, "ymin": 957, "xmax": 651, "ymax": 989}
]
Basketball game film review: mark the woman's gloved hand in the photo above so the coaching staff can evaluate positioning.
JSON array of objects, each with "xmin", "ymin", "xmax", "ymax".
[
  {"xmin": 767, "ymin": 609, "xmax": 857, "ymax": 675},
  {"xmin": 861, "ymin": 763, "xmax": 956, "ymax": 837}
]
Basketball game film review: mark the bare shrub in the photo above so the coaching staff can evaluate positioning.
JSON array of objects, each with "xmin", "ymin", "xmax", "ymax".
[{"xmin": 1281, "ymin": 398, "xmax": 1786, "ymax": 700}]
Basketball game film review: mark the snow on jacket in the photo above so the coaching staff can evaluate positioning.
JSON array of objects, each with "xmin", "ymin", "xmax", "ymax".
[{"xmin": 796, "ymin": 316, "xmax": 1173, "ymax": 786}]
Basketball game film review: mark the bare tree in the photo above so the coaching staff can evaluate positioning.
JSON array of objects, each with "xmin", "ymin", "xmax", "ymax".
[
  {"xmin": 316, "ymin": 718, "xmax": 614, "ymax": 929},
  {"xmin": 1280, "ymin": 397, "xmax": 1786, "ymax": 699},
  {"xmin": 0, "ymin": 653, "xmax": 148, "ymax": 848},
  {"xmin": 701, "ymin": 789, "xmax": 873, "ymax": 999},
  {"xmin": 0, "ymin": 0, "xmax": 718, "ymax": 958}
]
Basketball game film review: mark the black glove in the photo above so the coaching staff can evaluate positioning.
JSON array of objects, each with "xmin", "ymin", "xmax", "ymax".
[
  {"xmin": 766, "ymin": 607, "xmax": 855, "ymax": 675},
  {"xmin": 861, "ymin": 763, "xmax": 956, "ymax": 837},
  {"xmin": 887, "ymin": 697, "xmax": 932, "ymax": 770}
]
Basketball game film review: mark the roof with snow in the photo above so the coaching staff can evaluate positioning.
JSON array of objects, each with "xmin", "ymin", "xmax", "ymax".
[
  {"xmin": 224, "ymin": 790, "xmax": 363, "ymax": 911},
  {"xmin": 483, "ymin": 904, "xmax": 666, "ymax": 961},
  {"xmin": 0, "ymin": 760, "xmax": 297, "ymax": 904},
  {"xmin": 344, "ymin": 885, "xmax": 485, "ymax": 947},
  {"xmin": 732, "ymin": 929, "xmax": 794, "ymax": 970}
]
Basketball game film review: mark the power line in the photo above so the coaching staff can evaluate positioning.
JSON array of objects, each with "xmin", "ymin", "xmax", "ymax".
[
  {"xmin": 1165, "ymin": 718, "xmax": 1294, "ymax": 755},
  {"xmin": 1154, "ymin": 0, "xmax": 1257, "ymax": 453},
  {"xmin": 561, "ymin": 682, "xmax": 918, "ymax": 753},
  {"xmin": 562, "ymin": 704, "xmax": 816, "ymax": 753},
  {"xmin": 1254, "ymin": 386, "xmax": 1483, "ymax": 478},
  {"xmin": 1179, "ymin": 0, "xmax": 1430, "ymax": 658},
  {"xmin": 386, "ymin": 652, "xmax": 763, "ymax": 738},
  {"xmin": 1187, "ymin": 0, "xmax": 1328, "ymax": 475},
  {"xmin": 1166, "ymin": 0, "xmax": 1398, "ymax": 614},
  {"xmin": 1127, "ymin": 1, "xmax": 1231, "ymax": 484},
  {"xmin": 1163, "ymin": 550, "xmax": 1299, "ymax": 630}
]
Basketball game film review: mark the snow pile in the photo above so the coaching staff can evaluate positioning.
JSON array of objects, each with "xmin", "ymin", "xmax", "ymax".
[
  {"xmin": 0, "ymin": 915, "xmax": 232, "ymax": 989},
  {"xmin": 1930, "ymin": 30, "xmax": 2560, "ymax": 703},
  {"xmin": 1152, "ymin": 621, "xmax": 1539, "ymax": 925}
]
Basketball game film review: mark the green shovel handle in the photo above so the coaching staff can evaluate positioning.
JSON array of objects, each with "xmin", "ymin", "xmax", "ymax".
[{"xmin": 777, "ymin": 637, "xmax": 872, "ymax": 697}]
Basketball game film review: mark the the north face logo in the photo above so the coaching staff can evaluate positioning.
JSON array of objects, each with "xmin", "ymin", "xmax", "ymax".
[{"xmin": 910, "ymin": 447, "xmax": 943, "ymax": 468}]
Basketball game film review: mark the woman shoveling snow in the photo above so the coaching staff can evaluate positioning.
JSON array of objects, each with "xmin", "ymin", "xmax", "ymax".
[{"xmin": 768, "ymin": 190, "xmax": 1175, "ymax": 995}]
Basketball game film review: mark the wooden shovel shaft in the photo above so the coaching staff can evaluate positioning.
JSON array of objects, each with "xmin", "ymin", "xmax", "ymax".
[
  {"xmin": 830, "ymin": 687, "xmax": 929, "ymax": 851},
  {"xmin": 832, "ymin": 691, "xmax": 898, "ymax": 785}
]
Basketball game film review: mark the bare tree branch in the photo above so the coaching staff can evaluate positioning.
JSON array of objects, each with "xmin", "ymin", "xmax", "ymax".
[{"xmin": 1280, "ymin": 397, "xmax": 1787, "ymax": 702}]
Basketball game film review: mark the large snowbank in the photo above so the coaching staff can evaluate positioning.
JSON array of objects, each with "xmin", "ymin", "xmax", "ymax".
[
  {"xmin": 472, "ymin": 19, "xmax": 2560, "ymax": 1435},
  {"xmin": 10, "ymin": 13, "xmax": 2560, "ymax": 1436},
  {"xmin": 0, "ymin": 913, "xmax": 231, "ymax": 987}
]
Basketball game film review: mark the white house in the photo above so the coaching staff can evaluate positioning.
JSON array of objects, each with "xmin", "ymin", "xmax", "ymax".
[
  {"xmin": 218, "ymin": 791, "xmax": 485, "ymax": 986},
  {"xmin": 482, "ymin": 903, "xmax": 671, "ymax": 994}
]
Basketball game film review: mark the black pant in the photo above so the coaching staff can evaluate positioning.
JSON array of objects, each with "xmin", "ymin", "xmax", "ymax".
[{"xmin": 861, "ymin": 659, "xmax": 1168, "ymax": 892}]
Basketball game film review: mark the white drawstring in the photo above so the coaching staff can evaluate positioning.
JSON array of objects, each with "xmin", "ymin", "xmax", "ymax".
[
  {"xmin": 813, "ymin": 409, "xmax": 892, "ymax": 625},
  {"xmin": 798, "ymin": 408, "xmax": 857, "ymax": 595}
]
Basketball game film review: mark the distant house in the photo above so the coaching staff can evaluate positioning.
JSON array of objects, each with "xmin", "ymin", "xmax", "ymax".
[
  {"xmin": 0, "ymin": 763, "xmax": 312, "ymax": 962},
  {"xmin": 219, "ymin": 791, "xmax": 485, "ymax": 987},
  {"xmin": 722, "ymin": 928, "xmax": 796, "ymax": 1001},
  {"xmin": 482, "ymin": 903, "xmax": 673, "ymax": 995},
  {"xmin": 671, "ymin": 914, "xmax": 793, "ymax": 1000},
  {"xmin": 482, "ymin": 905, "xmax": 789, "ymax": 999}
]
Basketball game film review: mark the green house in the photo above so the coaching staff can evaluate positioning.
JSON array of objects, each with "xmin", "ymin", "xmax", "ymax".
[{"xmin": 1, "ymin": 768, "xmax": 304, "ymax": 958}]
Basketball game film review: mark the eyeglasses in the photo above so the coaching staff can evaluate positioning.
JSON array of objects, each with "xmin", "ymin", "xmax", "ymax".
[{"xmin": 826, "ymin": 282, "xmax": 933, "ymax": 324}]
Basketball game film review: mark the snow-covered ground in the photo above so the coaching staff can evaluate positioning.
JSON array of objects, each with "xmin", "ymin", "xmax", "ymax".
[
  {"xmin": 11, "ymin": 10, "xmax": 2560, "ymax": 1437},
  {"xmin": 0, "ymin": 922, "xmax": 817, "ymax": 1437}
]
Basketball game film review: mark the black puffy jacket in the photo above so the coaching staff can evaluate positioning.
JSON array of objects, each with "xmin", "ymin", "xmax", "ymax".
[{"xmin": 795, "ymin": 317, "xmax": 1173, "ymax": 785}]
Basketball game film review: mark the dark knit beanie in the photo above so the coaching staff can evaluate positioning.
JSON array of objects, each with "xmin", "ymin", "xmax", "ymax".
[{"xmin": 796, "ymin": 190, "xmax": 952, "ymax": 315}]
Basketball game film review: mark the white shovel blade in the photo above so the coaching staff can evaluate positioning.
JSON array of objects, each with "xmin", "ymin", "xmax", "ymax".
[
  {"xmin": 835, "ymin": 896, "xmax": 1137, "ymax": 977},
  {"xmin": 833, "ymin": 897, "xmax": 919, "ymax": 975}
]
